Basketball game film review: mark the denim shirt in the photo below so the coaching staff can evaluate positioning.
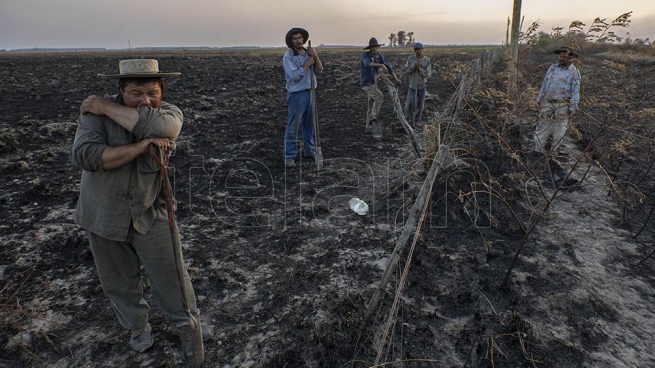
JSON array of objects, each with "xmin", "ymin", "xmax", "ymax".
[
  {"xmin": 360, "ymin": 51, "xmax": 395, "ymax": 87},
  {"xmin": 283, "ymin": 48, "xmax": 321, "ymax": 93},
  {"xmin": 70, "ymin": 94, "xmax": 183, "ymax": 241},
  {"xmin": 536, "ymin": 63, "xmax": 581, "ymax": 111}
]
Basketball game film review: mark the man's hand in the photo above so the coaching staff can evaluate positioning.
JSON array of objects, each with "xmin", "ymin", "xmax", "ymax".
[
  {"xmin": 304, "ymin": 56, "xmax": 315, "ymax": 70},
  {"xmin": 393, "ymin": 73, "xmax": 401, "ymax": 83},
  {"xmin": 100, "ymin": 137, "xmax": 172, "ymax": 170},
  {"xmin": 80, "ymin": 95, "xmax": 113, "ymax": 115},
  {"xmin": 140, "ymin": 137, "xmax": 172, "ymax": 154}
]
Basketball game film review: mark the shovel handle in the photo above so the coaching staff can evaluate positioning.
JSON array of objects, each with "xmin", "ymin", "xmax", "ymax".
[{"xmin": 149, "ymin": 145, "xmax": 205, "ymax": 366}]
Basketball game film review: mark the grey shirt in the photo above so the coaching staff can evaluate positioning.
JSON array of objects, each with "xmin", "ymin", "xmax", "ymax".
[
  {"xmin": 71, "ymin": 94, "xmax": 183, "ymax": 241},
  {"xmin": 404, "ymin": 55, "xmax": 432, "ymax": 89}
]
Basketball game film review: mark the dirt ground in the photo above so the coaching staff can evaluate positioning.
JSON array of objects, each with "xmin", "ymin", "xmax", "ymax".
[{"xmin": 1, "ymin": 47, "xmax": 654, "ymax": 367}]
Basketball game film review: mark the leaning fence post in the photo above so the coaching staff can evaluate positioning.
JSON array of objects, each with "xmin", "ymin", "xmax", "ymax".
[{"xmin": 358, "ymin": 144, "xmax": 450, "ymax": 340}]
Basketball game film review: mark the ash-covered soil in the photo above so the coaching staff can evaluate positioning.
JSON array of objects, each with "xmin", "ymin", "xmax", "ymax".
[{"xmin": 1, "ymin": 48, "xmax": 654, "ymax": 367}]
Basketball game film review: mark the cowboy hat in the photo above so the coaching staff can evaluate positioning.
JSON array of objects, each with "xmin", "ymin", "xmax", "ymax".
[
  {"xmin": 285, "ymin": 27, "xmax": 309, "ymax": 49},
  {"xmin": 553, "ymin": 46, "xmax": 579, "ymax": 58},
  {"xmin": 98, "ymin": 59, "xmax": 180, "ymax": 79},
  {"xmin": 364, "ymin": 37, "xmax": 384, "ymax": 50}
]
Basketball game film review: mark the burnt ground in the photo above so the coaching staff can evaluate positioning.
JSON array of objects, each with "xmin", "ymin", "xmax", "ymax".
[{"xmin": 1, "ymin": 47, "xmax": 654, "ymax": 367}]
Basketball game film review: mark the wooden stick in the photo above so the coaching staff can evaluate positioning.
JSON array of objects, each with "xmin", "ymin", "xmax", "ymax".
[
  {"xmin": 358, "ymin": 144, "xmax": 449, "ymax": 339},
  {"xmin": 378, "ymin": 74, "xmax": 422, "ymax": 160},
  {"xmin": 149, "ymin": 146, "xmax": 205, "ymax": 367}
]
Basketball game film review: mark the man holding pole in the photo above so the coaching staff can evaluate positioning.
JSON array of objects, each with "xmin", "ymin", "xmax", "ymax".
[
  {"xmin": 282, "ymin": 27, "xmax": 323, "ymax": 168},
  {"xmin": 71, "ymin": 59, "xmax": 206, "ymax": 363},
  {"xmin": 360, "ymin": 37, "xmax": 401, "ymax": 139}
]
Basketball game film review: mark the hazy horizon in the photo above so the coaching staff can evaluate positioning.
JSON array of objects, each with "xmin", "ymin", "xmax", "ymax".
[{"xmin": 1, "ymin": 0, "xmax": 653, "ymax": 50}]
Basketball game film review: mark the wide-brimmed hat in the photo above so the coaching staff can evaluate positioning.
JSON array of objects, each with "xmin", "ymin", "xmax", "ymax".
[
  {"xmin": 364, "ymin": 37, "xmax": 384, "ymax": 50},
  {"xmin": 553, "ymin": 46, "xmax": 579, "ymax": 58},
  {"xmin": 413, "ymin": 42, "xmax": 424, "ymax": 49},
  {"xmin": 285, "ymin": 27, "xmax": 309, "ymax": 49},
  {"xmin": 98, "ymin": 59, "xmax": 180, "ymax": 79}
]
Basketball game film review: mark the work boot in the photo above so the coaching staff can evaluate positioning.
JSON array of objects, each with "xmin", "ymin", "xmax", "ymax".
[
  {"xmin": 284, "ymin": 158, "xmax": 296, "ymax": 168},
  {"xmin": 130, "ymin": 323, "xmax": 154, "ymax": 353},
  {"xmin": 170, "ymin": 320, "xmax": 213, "ymax": 341}
]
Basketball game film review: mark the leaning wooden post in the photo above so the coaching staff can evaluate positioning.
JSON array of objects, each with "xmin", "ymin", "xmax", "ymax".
[
  {"xmin": 358, "ymin": 144, "xmax": 449, "ymax": 339},
  {"xmin": 378, "ymin": 74, "xmax": 422, "ymax": 160}
]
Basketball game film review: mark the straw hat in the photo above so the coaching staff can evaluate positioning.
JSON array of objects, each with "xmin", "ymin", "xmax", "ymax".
[
  {"xmin": 98, "ymin": 59, "xmax": 180, "ymax": 79},
  {"xmin": 553, "ymin": 46, "xmax": 579, "ymax": 58}
]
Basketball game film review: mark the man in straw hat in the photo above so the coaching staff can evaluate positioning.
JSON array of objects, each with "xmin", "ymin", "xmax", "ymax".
[
  {"xmin": 282, "ymin": 27, "xmax": 323, "ymax": 168},
  {"xmin": 71, "ymin": 59, "xmax": 208, "ymax": 354},
  {"xmin": 360, "ymin": 37, "xmax": 401, "ymax": 139},
  {"xmin": 533, "ymin": 46, "xmax": 581, "ymax": 156}
]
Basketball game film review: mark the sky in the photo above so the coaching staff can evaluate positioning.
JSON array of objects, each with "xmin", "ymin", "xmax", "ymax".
[{"xmin": 1, "ymin": 0, "xmax": 653, "ymax": 50}]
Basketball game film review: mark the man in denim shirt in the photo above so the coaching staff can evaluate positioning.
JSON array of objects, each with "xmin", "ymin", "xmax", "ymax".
[
  {"xmin": 360, "ymin": 37, "xmax": 401, "ymax": 139},
  {"xmin": 282, "ymin": 27, "xmax": 323, "ymax": 168},
  {"xmin": 71, "ymin": 59, "xmax": 207, "ymax": 354},
  {"xmin": 534, "ymin": 46, "xmax": 581, "ymax": 155}
]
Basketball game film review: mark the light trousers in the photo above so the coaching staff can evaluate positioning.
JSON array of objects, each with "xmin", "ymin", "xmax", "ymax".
[
  {"xmin": 534, "ymin": 101, "xmax": 570, "ymax": 153},
  {"xmin": 363, "ymin": 85, "xmax": 384, "ymax": 125}
]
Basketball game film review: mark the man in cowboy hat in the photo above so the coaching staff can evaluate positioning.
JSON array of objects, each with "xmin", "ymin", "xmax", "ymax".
[
  {"xmin": 404, "ymin": 42, "xmax": 432, "ymax": 128},
  {"xmin": 71, "ymin": 59, "xmax": 209, "ymax": 354},
  {"xmin": 360, "ymin": 37, "xmax": 401, "ymax": 139},
  {"xmin": 282, "ymin": 27, "xmax": 323, "ymax": 168},
  {"xmin": 533, "ymin": 46, "xmax": 581, "ymax": 155}
]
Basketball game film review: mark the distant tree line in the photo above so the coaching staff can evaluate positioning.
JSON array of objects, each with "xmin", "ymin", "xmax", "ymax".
[{"xmin": 388, "ymin": 31, "xmax": 416, "ymax": 47}]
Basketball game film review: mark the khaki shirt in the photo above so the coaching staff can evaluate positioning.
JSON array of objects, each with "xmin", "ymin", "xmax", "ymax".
[{"xmin": 71, "ymin": 94, "xmax": 183, "ymax": 241}]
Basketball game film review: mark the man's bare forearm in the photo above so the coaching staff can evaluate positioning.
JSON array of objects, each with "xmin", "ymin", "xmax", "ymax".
[
  {"xmin": 100, "ymin": 137, "xmax": 171, "ymax": 170},
  {"xmin": 100, "ymin": 142, "xmax": 146, "ymax": 170},
  {"xmin": 81, "ymin": 95, "xmax": 140, "ymax": 132}
]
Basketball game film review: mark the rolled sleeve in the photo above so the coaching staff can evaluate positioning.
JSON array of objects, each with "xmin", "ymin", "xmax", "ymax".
[
  {"xmin": 131, "ymin": 102, "xmax": 183, "ymax": 141},
  {"xmin": 283, "ymin": 53, "xmax": 306, "ymax": 82},
  {"xmin": 71, "ymin": 114, "xmax": 108, "ymax": 172}
]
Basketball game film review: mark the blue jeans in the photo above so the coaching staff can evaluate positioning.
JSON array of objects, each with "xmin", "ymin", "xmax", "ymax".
[
  {"xmin": 405, "ymin": 87, "xmax": 426, "ymax": 125},
  {"xmin": 284, "ymin": 90, "xmax": 315, "ymax": 160}
]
